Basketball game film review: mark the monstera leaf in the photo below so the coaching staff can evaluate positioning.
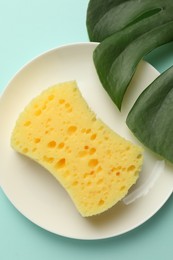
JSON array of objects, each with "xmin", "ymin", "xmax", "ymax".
[
  {"xmin": 126, "ymin": 65, "xmax": 173, "ymax": 164},
  {"xmin": 87, "ymin": 0, "xmax": 173, "ymax": 110}
]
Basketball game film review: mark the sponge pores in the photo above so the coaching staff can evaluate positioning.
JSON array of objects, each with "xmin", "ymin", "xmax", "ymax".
[{"xmin": 11, "ymin": 81, "xmax": 143, "ymax": 217}]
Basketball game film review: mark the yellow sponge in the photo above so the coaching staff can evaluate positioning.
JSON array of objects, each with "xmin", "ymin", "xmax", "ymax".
[{"xmin": 11, "ymin": 81, "xmax": 143, "ymax": 217}]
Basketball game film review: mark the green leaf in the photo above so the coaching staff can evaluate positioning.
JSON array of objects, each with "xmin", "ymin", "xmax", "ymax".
[
  {"xmin": 126, "ymin": 65, "xmax": 173, "ymax": 164},
  {"xmin": 87, "ymin": 0, "xmax": 167, "ymax": 42},
  {"xmin": 87, "ymin": 0, "xmax": 173, "ymax": 110},
  {"xmin": 93, "ymin": 21, "xmax": 173, "ymax": 110}
]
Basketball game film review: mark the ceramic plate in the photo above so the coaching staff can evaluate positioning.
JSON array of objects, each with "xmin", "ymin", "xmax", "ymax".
[{"xmin": 0, "ymin": 43, "xmax": 173, "ymax": 240}]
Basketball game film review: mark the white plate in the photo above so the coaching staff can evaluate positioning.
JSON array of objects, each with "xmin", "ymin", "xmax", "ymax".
[{"xmin": 0, "ymin": 43, "xmax": 173, "ymax": 240}]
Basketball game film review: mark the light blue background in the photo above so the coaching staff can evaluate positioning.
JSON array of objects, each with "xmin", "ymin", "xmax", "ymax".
[{"xmin": 0, "ymin": 1, "xmax": 173, "ymax": 259}]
